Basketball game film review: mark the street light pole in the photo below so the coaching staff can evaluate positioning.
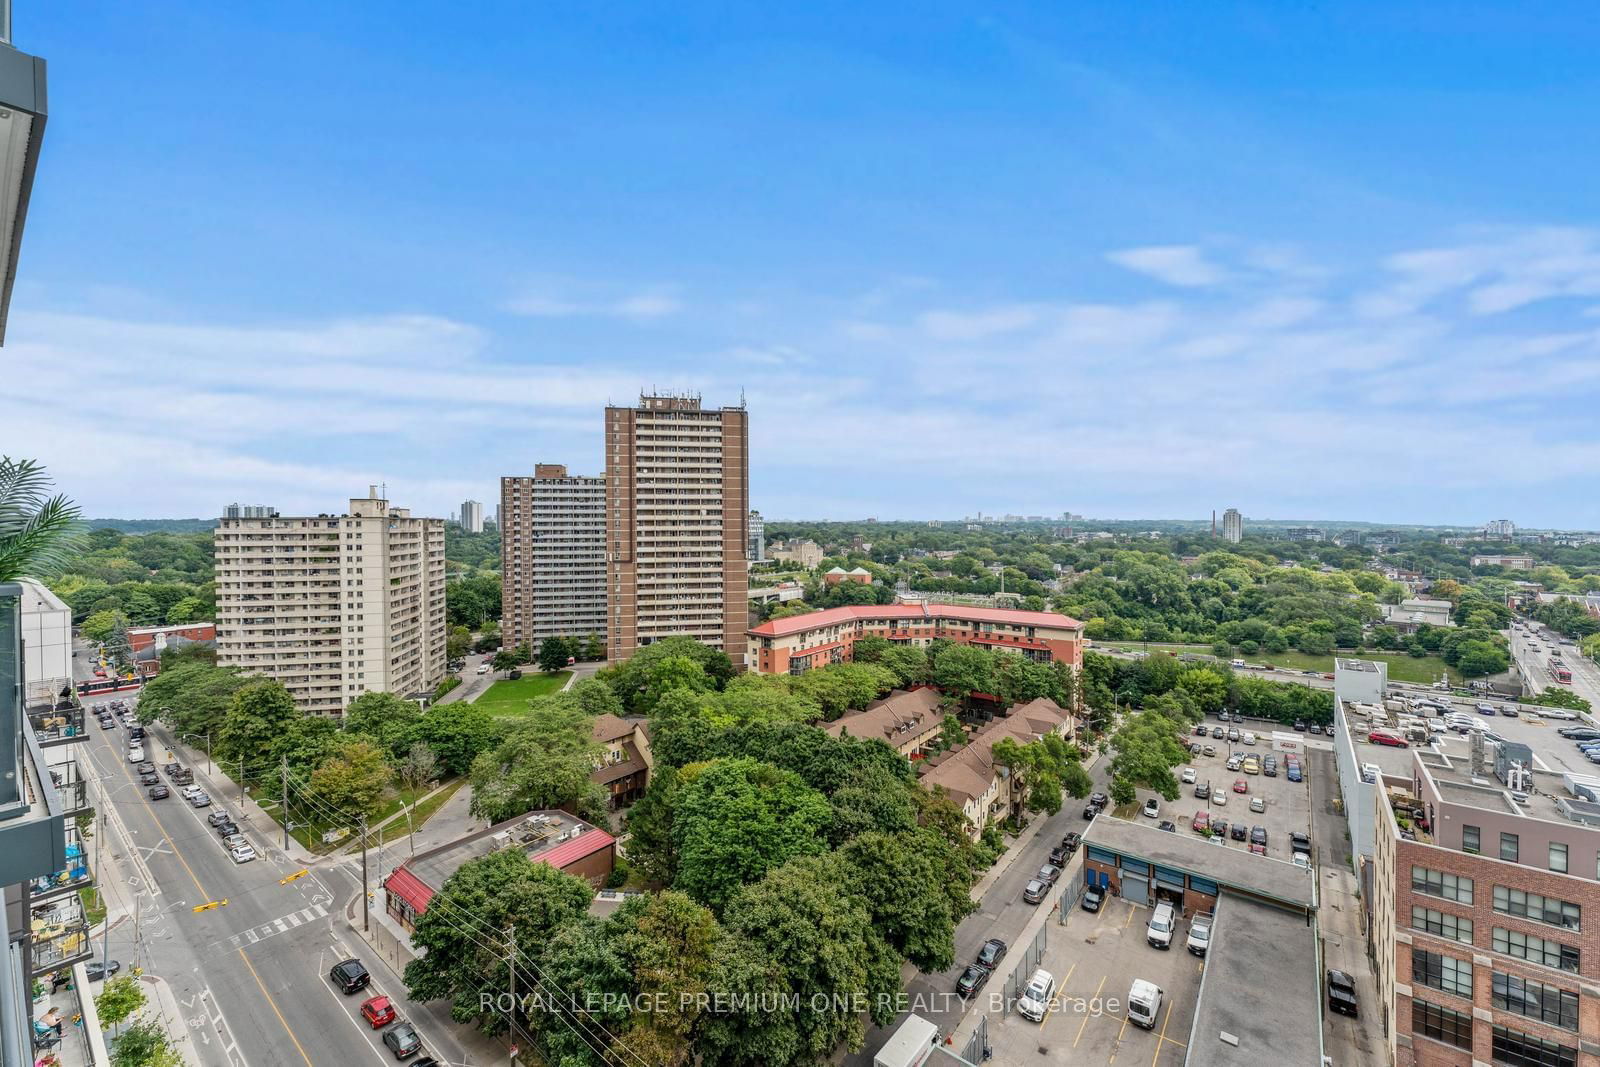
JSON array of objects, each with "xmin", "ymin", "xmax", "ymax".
[{"xmin": 359, "ymin": 817, "xmax": 370, "ymax": 932}]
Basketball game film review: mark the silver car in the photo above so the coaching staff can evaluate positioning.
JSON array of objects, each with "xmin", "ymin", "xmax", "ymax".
[{"xmin": 228, "ymin": 844, "xmax": 257, "ymax": 864}]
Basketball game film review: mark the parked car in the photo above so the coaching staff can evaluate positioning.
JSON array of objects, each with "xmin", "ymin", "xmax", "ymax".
[
  {"xmin": 1193, "ymin": 723, "xmax": 1208, "ymax": 736},
  {"xmin": 1036, "ymin": 864, "xmax": 1061, "ymax": 887},
  {"xmin": 1368, "ymin": 730, "xmax": 1408, "ymax": 748},
  {"xmin": 382, "ymin": 1020, "xmax": 423, "ymax": 1059},
  {"xmin": 1145, "ymin": 902, "xmax": 1177, "ymax": 950},
  {"xmin": 1226, "ymin": 755, "xmax": 1244, "ymax": 771},
  {"xmin": 1287, "ymin": 765, "xmax": 1303, "ymax": 782},
  {"xmin": 188, "ymin": 792, "xmax": 211, "ymax": 808},
  {"xmin": 1202, "ymin": 744, "xmax": 1217, "ymax": 757},
  {"xmin": 1230, "ymin": 822, "xmax": 1248, "ymax": 841},
  {"xmin": 1249, "ymin": 795, "xmax": 1265, "ymax": 813},
  {"xmin": 1017, "ymin": 969, "xmax": 1056, "ymax": 1023},
  {"xmin": 330, "ymin": 958, "xmax": 371, "ymax": 994},
  {"xmin": 1193, "ymin": 780, "xmax": 1210, "ymax": 799},
  {"xmin": 361, "ymin": 995, "xmax": 397, "ymax": 1028},
  {"xmin": 1142, "ymin": 797, "xmax": 1160, "ymax": 818},
  {"xmin": 1326, "ymin": 970, "xmax": 1360, "ymax": 1018},
  {"xmin": 1290, "ymin": 831, "xmax": 1311, "ymax": 856},
  {"xmin": 1082, "ymin": 803, "xmax": 1098, "ymax": 820},
  {"xmin": 1192, "ymin": 811, "xmax": 1211, "ymax": 833},
  {"xmin": 956, "ymin": 964, "xmax": 989, "ymax": 998},
  {"xmin": 1211, "ymin": 790, "xmax": 1227, "ymax": 806},
  {"xmin": 1226, "ymin": 728, "xmax": 1240, "ymax": 743},
  {"xmin": 1250, "ymin": 826, "xmax": 1268, "ymax": 846},
  {"xmin": 1210, "ymin": 726, "xmax": 1224, "ymax": 739},
  {"xmin": 1060, "ymin": 832, "xmax": 1082, "ymax": 855},
  {"xmin": 84, "ymin": 959, "xmax": 122, "ymax": 982},
  {"xmin": 147, "ymin": 784, "xmax": 169, "ymax": 800},
  {"xmin": 126, "ymin": 746, "xmax": 144, "ymax": 763},
  {"xmin": 1292, "ymin": 720, "xmax": 1307, "ymax": 732},
  {"xmin": 1233, "ymin": 778, "xmax": 1248, "ymax": 794},
  {"xmin": 1242, "ymin": 732, "xmax": 1256, "ymax": 746},
  {"xmin": 1158, "ymin": 820, "xmax": 1177, "ymax": 832},
  {"xmin": 1049, "ymin": 846, "xmax": 1070, "ymax": 867},
  {"xmin": 1022, "ymin": 879, "xmax": 1047, "ymax": 905},
  {"xmin": 207, "ymin": 811, "xmax": 234, "ymax": 827},
  {"xmin": 976, "ymin": 938, "xmax": 1007, "ymax": 969},
  {"xmin": 1186, "ymin": 913, "xmax": 1213, "ymax": 956},
  {"xmin": 1088, "ymin": 792, "xmax": 1109, "ymax": 810},
  {"xmin": 139, "ymin": 772, "xmax": 159, "ymax": 785},
  {"xmin": 1181, "ymin": 767, "xmax": 1197, "ymax": 784},
  {"xmin": 1211, "ymin": 819, "xmax": 1229, "ymax": 840},
  {"xmin": 1082, "ymin": 885, "xmax": 1105, "ymax": 912}
]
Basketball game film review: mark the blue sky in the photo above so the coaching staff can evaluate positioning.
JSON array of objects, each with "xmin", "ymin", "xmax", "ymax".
[{"xmin": 8, "ymin": 2, "xmax": 1600, "ymax": 525}]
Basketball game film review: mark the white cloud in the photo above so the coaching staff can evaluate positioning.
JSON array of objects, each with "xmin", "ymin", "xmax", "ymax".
[
  {"xmin": 504, "ymin": 281, "xmax": 682, "ymax": 319},
  {"xmin": 1106, "ymin": 244, "xmax": 1228, "ymax": 287},
  {"xmin": 918, "ymin": 304, "xmax": 1041, "ymax": 341}
]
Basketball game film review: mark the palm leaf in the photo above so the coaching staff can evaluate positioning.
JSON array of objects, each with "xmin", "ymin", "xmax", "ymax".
[{"xmin": 0, "ymin": 456, "xmax": 84, "ymax": 582}]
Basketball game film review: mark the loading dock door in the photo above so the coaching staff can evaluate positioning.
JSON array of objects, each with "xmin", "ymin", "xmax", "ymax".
[{"xmin": 1122, "ymin": 876, "xmax": 1149, "ymax": 905}]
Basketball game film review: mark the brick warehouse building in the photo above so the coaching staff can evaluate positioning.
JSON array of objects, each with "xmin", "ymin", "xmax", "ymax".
[
  {"xmin": 746, "ymin": 603, "xmax": 1085, "ymax": 676},
  {"xmin": 1374, "ymin": 738, "xmax": 1600, "ymax": 1067}
]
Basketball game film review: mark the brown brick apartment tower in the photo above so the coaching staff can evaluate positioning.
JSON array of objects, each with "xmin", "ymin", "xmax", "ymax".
[
  {"xmin": 500, "ymin": 464, "xmax": 607, "ymax": 652},
  {"xmin": 604, "ymin": 394, "xmax": 749, "ymax": 666}
]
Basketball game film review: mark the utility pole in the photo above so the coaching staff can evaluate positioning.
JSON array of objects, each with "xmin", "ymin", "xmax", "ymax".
[
  {"xmin": 359, "ymin": 816, "xmax": 370, "ymax": 931},
  {"xmin": 280, "ymin": 756, "xmax": 290, "ymax": 852},
  {"xmin": 239, "ymin": 754, "xmax": 246, "ymax": 808},
  {"xmin": 206, "ymin": 731, "xmax": 212, "ymax": 775},
  {"xmin": 99, "ymin": 811, "xmax": 109, "ymax": 971}
]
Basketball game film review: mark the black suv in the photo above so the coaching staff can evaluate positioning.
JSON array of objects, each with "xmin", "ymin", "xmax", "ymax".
[
  {"xmin": 1250, "ymin": 826, "xmax": 1268, "ymax": 846},
  {"xmin": 976, "ymin": 938, "xmax": 1007, "ymax": 969},
  {"xmin": 1081, "ymin": 885, "xmax": 1105, "ymax": 912},
  {"xmin": 330, "ymin": 958, "xmax": 371, "ymax": 994},
  {"xmin": 1230, "ymin": 823, "xmax": 1247, "ymax": 841}
]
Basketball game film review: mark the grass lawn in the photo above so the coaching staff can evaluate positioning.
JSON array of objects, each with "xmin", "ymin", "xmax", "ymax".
[
  {"xmin": 80, "ymin": 886, "xmax": 106, "ymax": 927},
  {"xmin": 248, "ymin": 779, "xmax": 435, "ymax": 853},
  {"xmin": 475, "ymin": 671, "xmax": 572, "ymax": 717},
  {"xmin": 373, "ymin": 777, "xmax": 466, "ymax": 836},
  {"xmin": 1105, "ymin": 643, "xmax": 1462, "ymax": 684}
]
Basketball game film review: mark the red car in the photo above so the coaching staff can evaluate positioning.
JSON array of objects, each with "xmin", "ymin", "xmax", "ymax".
[
  {"xmin": 1249, "ymin": 842, "xmax": 1267, "ymax": 856},
  {"xmin": 1192, "ymin": 811, "xmax": 1211, "ymax": 833},
  {"xmin": 1367, "ymin": 730, "xmax": 1409, "ymax": 748},
  {"xmin": 360, "ymin": 995, "xmax": 396, "ymax": 1028},
  {"xmin": 1233, "ymin": 778, "xmax": 1248, "ymax": 794}
]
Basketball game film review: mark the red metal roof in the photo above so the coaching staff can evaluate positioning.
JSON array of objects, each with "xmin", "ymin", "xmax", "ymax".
[
  {"xmin": 385, "ymin": 828, "xmax": 617, "ymax": 916},
  {"xmin": 747, "ymin": 603, "xmax": 1084, "ymax": 638},
  {"xmin": 537, "ymin": 827, "xmax": 616, "ymax": 870},
  {"xmin": 384, "ymin": 865, "xmax": 435, "ymax": 914}
]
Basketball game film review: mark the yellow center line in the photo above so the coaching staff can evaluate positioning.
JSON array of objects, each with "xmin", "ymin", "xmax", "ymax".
[
  {"xmin": 238, "ymin": 948, "xmax": 315, "ymax": 1067},
  {"xmin": 1074, "ymin": 975, "xmax": 1106, "ymax": 1048},
  {"xmin": 101, "ymin": 727, "xmax": 212, "ymax": 902}
]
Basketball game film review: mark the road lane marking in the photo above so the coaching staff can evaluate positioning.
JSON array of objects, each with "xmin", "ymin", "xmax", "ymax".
[
  {"xmin": 318, "ymin": 938, "xmax": 418, "ymax": 1065},
  {"xmin": 94, "ymin": 718, "xmax": 212, "ymax": 900},
  {"xmin": 223, "ymin": 904, "xmax": 329, "ymax": 949},
  {"xmin": 237, "ymin": 947, "xmax": 315, "ymax": 1067}
]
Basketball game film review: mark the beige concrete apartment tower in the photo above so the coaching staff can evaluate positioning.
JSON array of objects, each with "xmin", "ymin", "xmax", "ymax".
[
  {"xmin": 500, "ymin": 464, "xmax": 607, "ymax": 651},
  {"xmin": 605, "ymin": 394, "xmax": 749, "ymax": 666},
  {"xmin": 214, "ymin": 488, "xmax": 447, "ymax": 714}
]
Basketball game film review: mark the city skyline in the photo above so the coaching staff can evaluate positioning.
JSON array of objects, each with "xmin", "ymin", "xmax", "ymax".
[{"xmin": 10, "ymin": 4, "xmax": 1600, "ymax": 526}]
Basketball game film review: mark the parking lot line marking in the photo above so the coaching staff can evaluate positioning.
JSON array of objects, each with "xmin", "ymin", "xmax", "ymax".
[
  {"xmin": 1122, "ymin": 902, "xmax": 1137, "ymax": 929},
  {"xmin": 1074, "ymin": 975, "xmax": 1106, "ymax": 1048},
  {"xmin": 1038, "ymin": 962, "xmax": 1076, "ymax": 1034},
  {"xmin": 1109, "ymin": 1014, "xmax": 1129, "ymax": 1062},
  {"xmin": 1150, "ymin": 999, "xmax": 1173, "ymax": 1066}
]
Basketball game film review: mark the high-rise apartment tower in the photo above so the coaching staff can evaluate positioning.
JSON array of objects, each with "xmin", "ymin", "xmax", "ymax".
[
  {"xmin": 459, "ymin": 500, "xmax": 485, "ymax": 534},
  {"xmin": 214, "ymin": 488, "xmax": 446, "ymax": 713},
  {"xmin": 1222, "ymin": 508, "xmax": 1244, "ymax": 543},
  {"xmin": 604, "ymin": 394, "xmax": 749, "ymax": 665},
  {"xmin": 501, "ymin": 465, "xmax": 607, "ymax": 650}
]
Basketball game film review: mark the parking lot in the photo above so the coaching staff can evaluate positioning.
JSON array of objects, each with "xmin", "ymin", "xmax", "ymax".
[
  {"xmin": 984, "ymin": 889, "xmax": 1202, "ymax": 1065},
  {"xmin": 1132, "ymin": 718, "xmax": 1316, "ymax": 866}
]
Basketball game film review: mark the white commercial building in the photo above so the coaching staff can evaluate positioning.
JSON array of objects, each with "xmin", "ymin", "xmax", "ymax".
[
  {"xmin": 16, "ymin": 579, "xmax": 72, "ymax": 697},
  {"xmin": 214, "ymin": 488, "xmax": 447, "ymax": 714}
]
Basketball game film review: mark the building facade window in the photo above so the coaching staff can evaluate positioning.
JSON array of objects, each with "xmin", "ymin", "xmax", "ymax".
[
  {"xmin": 1412, "ymin": 866, "xmax": 1473, "ymax": 905},
  {"xmin": 1412, "ymin": 949, "xmax": 1473, "ymax": 998},
  {"xmin": 1493, "ymin": 886, "xmax": 1581, "ymax": 931},
  {"xmin": 1491, "ymin": 1024, "xmax": 1578, "ymax": 1067},
  {"xmin": 1548, "ymin": 842, "xmax": 1568, "ymax": 874},
  {"xmin": 1462, "ymin": 824, "xmax": 1480, "ymax": 853},
  {"xmin": 1491, "ymin": 973, "xmax": 1579, "ymax": 1031},
  {"xmin": 1493, "ymin": 928, "xmax": 1580, "ymax": 973},
  {"xmin": 1412, "ymin": 906, "xmax": 1474, "ymax": 944},
  {"xmin": 1501, "ymin": 832, "xmax": 1521, "ymax": 863},
  {"xmin": 1412, "ymin": 998, "xmax": 1474, "ymax": 1051}
]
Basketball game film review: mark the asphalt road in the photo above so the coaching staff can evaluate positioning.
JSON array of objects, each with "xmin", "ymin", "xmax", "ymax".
[
  {"xmin": 1509, "ymin": 624, "xmax": 1600, "ymax": 712},
  {"xmin": 843, "ymin": 751, "xmax": 1116, "ymax": 1064},
  {"xmin": 83, "ymin": 694, "xmax": 481, "ymax": 1067}
]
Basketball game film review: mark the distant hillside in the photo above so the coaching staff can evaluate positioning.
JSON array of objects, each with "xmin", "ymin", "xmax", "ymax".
[{"xmin": 82, "ymin": 518, "xmax": 214, "ymax": 534}]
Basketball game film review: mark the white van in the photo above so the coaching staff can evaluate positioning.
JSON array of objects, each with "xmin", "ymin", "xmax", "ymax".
[
  {"xmin": 1127, "ymin": 979, "xmax": 1164, "ymax": 1029},
  {"xmin": 127, "ymin": 745, "xmax": 144, "ymax": 764},
  {"xmin": 1017, "ymin": 968, "xmax": 1055, "ymax": 1023},
  {"xmin": 1146, "ymin": 902, "xmax": 1176, "ymax": 950}
]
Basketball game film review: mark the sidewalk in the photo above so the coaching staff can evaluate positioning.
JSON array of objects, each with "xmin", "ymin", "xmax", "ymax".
[{"xmin": 136, "ymin": 973, "xmax": 202, "ymax": 1067}]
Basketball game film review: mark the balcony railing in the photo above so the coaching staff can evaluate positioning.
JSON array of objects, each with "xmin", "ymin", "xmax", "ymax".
[
  {"xmin": 30, "ymin": 894, "xmax": 92, "ymax": 975},
  {"xmin": 30, "ymin": 821, "xmax": 91, "ymax": 901},
  {"xmin": 28, "ymin": 698, "xmax": 86, "ymax": 746}
]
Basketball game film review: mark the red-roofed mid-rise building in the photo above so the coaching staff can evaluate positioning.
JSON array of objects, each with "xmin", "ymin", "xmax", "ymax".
[{"xmin": 747, "ymin": 603, "xmax": 1084, "ymax": 676}]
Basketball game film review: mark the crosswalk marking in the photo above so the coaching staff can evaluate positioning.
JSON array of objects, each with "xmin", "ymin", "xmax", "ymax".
[{"xmin": 225, "ymin": 903, "xmax": 328, "ymax": 949}]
